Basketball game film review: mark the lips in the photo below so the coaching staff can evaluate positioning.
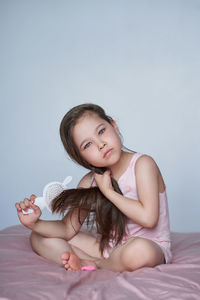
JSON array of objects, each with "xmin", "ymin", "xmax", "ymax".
[{"xmin": 103, "ymin": 149, "xmax": 113, "ymax": 158}]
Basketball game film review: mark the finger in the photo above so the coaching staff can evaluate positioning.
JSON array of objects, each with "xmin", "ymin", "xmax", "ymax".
[
  {"xmin": 105, "ymin": 169, "xmax": 111, "ymax": 175},
  {"xmin": 94, "ymin": 172, "xmax": 102, "ymax": 179},
  {"xmin": 21, "ymin": 198, "xmax": 31, "ymax": 210},
  {"xmin": 24, "ymin": 198, "xmax": 31, "ymax": 208},
  {"xmin": 19, "ymin": 201, "xmax": 27, "ymax": 210},
  {"xmin": 15, "ymin": 203, "xmax": 22, "ymax": 212},
  {"xmin": 30, "ymin": 202, "xmax": 41, "ymax": 213},
  {"xmin": 16, "ymin": 206, "xmax": 23, "ymax": 219},
  {"xmin": 30, "ymin": 194, "xmax": 36, "ymax": 203}
]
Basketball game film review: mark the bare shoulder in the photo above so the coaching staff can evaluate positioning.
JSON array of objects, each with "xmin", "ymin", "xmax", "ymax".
[
  {"xmin": 77, "ymin": 171, "xmax": 93, "ymax": 188},
  {"xmin": 135, "ymin": 154, "xmax": 159, "ymax": 174}
]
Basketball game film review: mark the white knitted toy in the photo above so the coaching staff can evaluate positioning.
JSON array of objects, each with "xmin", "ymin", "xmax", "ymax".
[{"xmin": 23, "ymin": 176, "xmax": 72, "ymax": 214}]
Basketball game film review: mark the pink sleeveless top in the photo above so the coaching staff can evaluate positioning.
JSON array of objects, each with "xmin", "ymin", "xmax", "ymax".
[
  {"xmin": 92, "ymin": 152, "xmax": 172, "ymax": 263},
  {"xmin": 118, "ymin": 153, "xmax": 171, "ymax": 246}
]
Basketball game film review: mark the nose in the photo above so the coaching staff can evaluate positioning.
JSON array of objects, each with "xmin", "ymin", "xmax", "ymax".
[{"xmin": 97, "ymin": 140, "xmax": 106, "ymax": 150}]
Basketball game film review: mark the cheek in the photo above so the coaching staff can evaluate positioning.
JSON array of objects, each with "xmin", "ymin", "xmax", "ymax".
[
  {"xmin": 112, "ymin": 131, "xmax": 122, "ymax": 147},
  {"xmin": 80, "ymin": 147, "xmax": 97, "ymax": 162}
]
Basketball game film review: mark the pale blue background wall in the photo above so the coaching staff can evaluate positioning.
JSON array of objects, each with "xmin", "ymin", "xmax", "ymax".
[{"xmin": 0, "ymin": 0, "xmax": 200, "ymax": 232}]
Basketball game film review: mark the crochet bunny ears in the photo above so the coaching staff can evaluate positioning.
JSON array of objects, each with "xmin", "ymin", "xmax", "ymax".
[{"xmin": 23, "ymin": 176, "xmax": 72, "ymax": 214}]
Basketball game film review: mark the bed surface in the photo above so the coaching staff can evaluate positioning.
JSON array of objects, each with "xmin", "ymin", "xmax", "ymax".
[{"xmin": 0, "ymin": 225, "xmax": 200, "ymax": 299}]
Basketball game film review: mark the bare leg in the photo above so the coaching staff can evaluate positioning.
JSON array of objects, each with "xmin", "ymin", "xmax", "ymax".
[
  {"xmin": 30, "ymin": 231, "xmax": 102, "ymax": 268},
  {"xmin": 30, "ymin": 231, "xmax": 74, "ymax": 266},
  {"xmin": 31, "ymin": 232, "xmax": 165, "ymax": 272},
  {"xmin": 60, "ymin": 237, "xmax": 165, "ymax": 272},
  {"xmin": 96, "ymin": 237, "xmax": 165, "ymax": 272}
]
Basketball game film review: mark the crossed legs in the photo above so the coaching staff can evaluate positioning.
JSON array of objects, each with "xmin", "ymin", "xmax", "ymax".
[
  {"xmin": 30, "ymin": 231, "xmax": 165, "ymax": 272},
  {"xmin": 95, "ymin": 237, "xmax": 165, "ymax": 272},
  {"xmin": 30, "ymin": 231, "xmax": 102, "ymax": 267}
]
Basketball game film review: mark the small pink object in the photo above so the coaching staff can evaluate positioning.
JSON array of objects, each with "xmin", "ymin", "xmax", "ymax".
[{"xmin": 81, "ymin": 265, "xmax": 96, "ymax": 271}]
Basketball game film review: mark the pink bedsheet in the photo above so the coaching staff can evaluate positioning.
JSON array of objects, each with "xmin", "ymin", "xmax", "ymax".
[{"xmin": 0, "ymin": 225, "xmax": 200, "ymax": 299}]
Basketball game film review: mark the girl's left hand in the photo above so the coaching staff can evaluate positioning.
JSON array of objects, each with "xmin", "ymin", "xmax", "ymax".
[{"xmin": 94, "ymin": 170, "xmax": 114, "ymax": 197}]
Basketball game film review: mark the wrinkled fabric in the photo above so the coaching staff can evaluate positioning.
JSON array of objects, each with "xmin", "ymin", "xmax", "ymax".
[{"xmin": 0, "ymin": 225, "xmax": 200, "ymax": 300}]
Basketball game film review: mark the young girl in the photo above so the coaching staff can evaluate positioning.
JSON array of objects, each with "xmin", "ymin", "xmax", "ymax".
[{"xmin": 15, "ymin": 103, "xmax": 172, "ymax": 272}]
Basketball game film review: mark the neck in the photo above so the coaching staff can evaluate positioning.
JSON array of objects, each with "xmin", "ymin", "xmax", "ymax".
[{"xmin": 109, "ymin": 150, "xmax": 133, "ymax": 181}]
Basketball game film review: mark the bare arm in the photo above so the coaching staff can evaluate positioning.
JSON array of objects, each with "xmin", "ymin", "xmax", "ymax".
[
  {"xmin": 30, "ymin": 207, "xmax": 88, "ymax": 240},
  {"xmin": 15, "ymin": 172, "xmax": 93, "ymax": 239},
  {"xmin": 94, "ymin": 155, "xmax": 160, "ymax": 228}
]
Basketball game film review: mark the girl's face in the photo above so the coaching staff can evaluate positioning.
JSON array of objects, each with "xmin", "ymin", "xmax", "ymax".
[{"xmin": 72, "ymin": 112, "xmax": 122, "ymax": 168}]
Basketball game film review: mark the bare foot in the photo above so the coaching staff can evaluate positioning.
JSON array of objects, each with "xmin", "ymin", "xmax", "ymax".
[
  {"xmin": 61, "ymin": 252, "xmax": 98, "ymax": 271},
  {"xmin": 61, "ymin": 252, "xmax": 81, "ymax": 270}
]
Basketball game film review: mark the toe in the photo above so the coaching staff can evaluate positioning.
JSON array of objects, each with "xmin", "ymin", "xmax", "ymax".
[
  {"xmin": 61, "ymin": 252, "xmax": 70, "ymax": 260},
  {"xmin": 62, "ymin": 259, "xmax": 67, "ymax": 264},
  {"xmin": 63, "ymin": 263, "xmax": 69, "ymax": 269}
]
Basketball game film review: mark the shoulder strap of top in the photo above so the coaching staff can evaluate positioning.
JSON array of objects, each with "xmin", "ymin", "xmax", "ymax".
[
  {"xmin": 130, "ymin": 152, "xmax": 144, "ymax": 167},
  {"xmin": 91, "ymin": 153, "xmax": 145, "ymax": 186}
]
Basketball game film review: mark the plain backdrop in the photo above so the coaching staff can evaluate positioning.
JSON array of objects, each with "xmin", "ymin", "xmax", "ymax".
[{"xmin": 0, "ymin": 0, "xmax": 199, "ymax": 232}]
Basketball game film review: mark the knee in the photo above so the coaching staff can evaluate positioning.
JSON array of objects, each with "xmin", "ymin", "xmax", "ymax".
[
  {"xmin": 120, "ymin": 238, "xmax": 156, "ymax": 271},
  {"xmin": 30, "ymin": 231, "xmax": 48, "ymax": 252},
  {"xmin": 30, "ymin": 231, "xmax": 41, "ymax": 251},
  {"xmin": 30, "ymin": 231, "xmax": 38, "ymax": 252},
  {"xmin": 30, "ymin": 231, "xmax": 36, "ymax": 245}
]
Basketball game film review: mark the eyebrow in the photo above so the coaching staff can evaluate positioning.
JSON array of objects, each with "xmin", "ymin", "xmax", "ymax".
[{"xmin": 79, "ymin": 123, "xmax": 105, "ymax": 149}]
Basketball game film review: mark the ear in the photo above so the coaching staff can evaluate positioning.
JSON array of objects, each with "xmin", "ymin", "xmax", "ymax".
[{"xmin": 111, "ymin": 120, "xmax": 120, "ymax": 135}]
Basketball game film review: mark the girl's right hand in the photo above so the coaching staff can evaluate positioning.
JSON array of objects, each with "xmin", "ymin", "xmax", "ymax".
[{"xmin": 15, "ymin": 194, "xmax": 42, "ymax": 229}]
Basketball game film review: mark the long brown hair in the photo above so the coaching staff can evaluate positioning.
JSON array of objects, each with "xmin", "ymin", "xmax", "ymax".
[{"xmin": 51, "ymin": 104, "xmax": 128, "ymax": 254}]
